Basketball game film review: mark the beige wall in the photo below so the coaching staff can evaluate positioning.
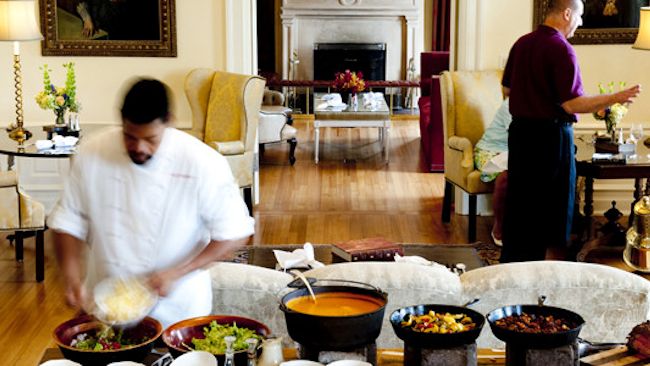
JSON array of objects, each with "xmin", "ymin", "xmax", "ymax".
[
  {"xmin": 471, "ymin": 0, "xmax": 650, "ymax": 126},
  {"xmin": 0, "ymin": 0, "xmax": 227, "ymax": 129}
]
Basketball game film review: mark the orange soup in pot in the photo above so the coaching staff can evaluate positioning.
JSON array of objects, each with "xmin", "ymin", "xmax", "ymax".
[{"xmin": 286, "ymin": 292, "xmax": 385, "ymax": 316}]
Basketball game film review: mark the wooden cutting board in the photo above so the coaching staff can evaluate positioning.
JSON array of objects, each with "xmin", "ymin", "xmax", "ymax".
[{"xmin": 580, "ymin": 345, "xmax": 650, "ymax": 365}]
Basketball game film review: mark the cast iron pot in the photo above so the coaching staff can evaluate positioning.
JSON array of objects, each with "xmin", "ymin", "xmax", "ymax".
[
  {"xmin": 279, "ymin": 279, "xmax": 388, "ymax": 351},
  {"xmin": 486, "ymin": 304, "xmax": 585, "ymax": 349},
  {"xmin": 390, "ymin": 304, "xmax": 485, "ymax": 348}
]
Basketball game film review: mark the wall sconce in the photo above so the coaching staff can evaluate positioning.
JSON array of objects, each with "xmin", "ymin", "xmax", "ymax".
[{"xmin": 0, "ymin": 0, "xmax": 43, "ymax": 148}]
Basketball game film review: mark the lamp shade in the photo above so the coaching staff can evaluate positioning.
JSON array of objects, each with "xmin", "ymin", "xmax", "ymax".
[
  {"xmin": 0, "ymin": 0, "xmax": 42, "ymax": 41},
  {"xmin": 633, "ymin": 7, "xmax": 650, "ymax": 50}
]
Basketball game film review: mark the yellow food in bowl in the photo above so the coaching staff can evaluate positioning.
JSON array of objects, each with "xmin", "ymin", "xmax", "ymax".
[{"xmin": 96, "ymin": 277, "xmax": 156, "ymax": 324}]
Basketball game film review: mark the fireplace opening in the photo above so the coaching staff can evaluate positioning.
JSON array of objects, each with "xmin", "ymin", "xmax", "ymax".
[{"xmin": 313, "ymin": 43, "xmax": 386, "ymax": 83}]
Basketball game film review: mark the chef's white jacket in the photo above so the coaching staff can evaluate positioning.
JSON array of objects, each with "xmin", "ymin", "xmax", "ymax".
[{"xmin": 48, "ymin": 126, "xmax": 255, "ymax": 327}]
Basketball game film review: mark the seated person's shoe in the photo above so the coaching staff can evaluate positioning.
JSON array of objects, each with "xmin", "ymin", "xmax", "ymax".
[{"xmin": 491, "ymin": 230, "xmax": 503, "ymax": 247}]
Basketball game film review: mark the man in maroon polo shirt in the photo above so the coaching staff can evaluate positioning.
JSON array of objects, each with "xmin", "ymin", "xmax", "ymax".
[{"xmin": 500, "ymin": 0, "xmax": 641, "ymax": 262}]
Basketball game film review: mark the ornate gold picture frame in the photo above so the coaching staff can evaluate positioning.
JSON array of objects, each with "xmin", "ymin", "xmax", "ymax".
[
  {"xmin": 39, "ymin": 0, "xmax": 176, "ymax": 57},
  {"xmin": 533, "ymin": 0, "xmax": 649, "ymax": 45}
]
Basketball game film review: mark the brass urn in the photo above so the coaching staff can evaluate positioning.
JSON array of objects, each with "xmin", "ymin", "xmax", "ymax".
[{"xmin": 624, "ymin": 196, "xmax": 650, "ymax": 272}]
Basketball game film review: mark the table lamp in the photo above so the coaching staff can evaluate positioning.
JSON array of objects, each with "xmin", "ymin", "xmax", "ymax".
[
  {"xmin": 0, "ymin": 0, "xmax": 43, "ymax": 147},
  {"xmin": 633, "ymin": 7, "xmax": 650, "ymax": 146}
]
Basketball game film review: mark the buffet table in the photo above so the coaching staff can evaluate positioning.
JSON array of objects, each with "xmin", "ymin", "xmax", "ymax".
[{"xmin": 38, "ymin": 347, "xmax": 508, "ymax": 365}]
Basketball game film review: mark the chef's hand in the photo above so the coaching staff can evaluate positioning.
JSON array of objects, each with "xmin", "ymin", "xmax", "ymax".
[
  {"xmin": 147, "ymin": 269, "xmax": 180, "ymax": 297},
  {"xmin": 65, "ymin": 280, "xmax": 89, "ymax": 311}
]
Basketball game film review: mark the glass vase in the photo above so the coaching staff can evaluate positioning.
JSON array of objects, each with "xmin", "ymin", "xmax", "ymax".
[{"xmin": 54, "ymin": 109, "xmax": 66, "ymax": 126}]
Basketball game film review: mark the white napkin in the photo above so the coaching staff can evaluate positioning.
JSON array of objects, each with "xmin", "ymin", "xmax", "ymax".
[
  {"xmin": 480, "ymin": 151, "xmax": 508, "ymax": 174},
  {"xmin": 52, "ymin": 135, "xmax": 78, "ymax": 148},
  {"xmin": 273, "ymin": 243, "xmax": 325, "ymax": 270},
  {"xmin": 35, "ymin": 140, "xmax": 54, "ymax": 150},
  {"xmin": 394, "ymin": 254, "xmax": 448, "ymax": 270},
  {"xmin": 318, "ymin": 93, "xmax": 347, "ymax": 109}
]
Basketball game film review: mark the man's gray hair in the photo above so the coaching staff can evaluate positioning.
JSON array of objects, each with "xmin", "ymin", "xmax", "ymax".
[{"xmin": 546, "ymin": 0, "xmax": 582, "ymax": 14}]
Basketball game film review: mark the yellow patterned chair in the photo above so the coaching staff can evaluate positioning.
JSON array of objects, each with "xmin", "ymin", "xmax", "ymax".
[
  {"xmin": 439, "ymin": 70, "xmax": 504, "ymax": 242},
  {"xmin": 185, "ymin": 69, "xmax": 266, "ymax": 214},
  {"xmin": 0, "ymin": 171, "xmax": 46, "ymax": 282}
]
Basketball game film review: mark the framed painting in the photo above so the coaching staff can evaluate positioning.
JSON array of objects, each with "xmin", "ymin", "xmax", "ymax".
[
  {"xmin": 39, "ymin": 0, "xmax": 176, "ymax": 57},
  {"xmin": 533, "ymin": 0, "xmax": 649, "ymax": 44}
]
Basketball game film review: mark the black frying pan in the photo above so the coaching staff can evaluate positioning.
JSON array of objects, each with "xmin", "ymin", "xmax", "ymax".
[
  {"xmin": 486, "ymin": 304, "xmax": 585, "ymax": 349},
  {"xmin": 390, "ymin": 304, "xmax": 485, "ymax": 348}
]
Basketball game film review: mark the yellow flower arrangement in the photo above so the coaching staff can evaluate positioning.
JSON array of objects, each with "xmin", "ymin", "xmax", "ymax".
[
  {"xmin": 593, "ymin": 82, "xmax": 628, "ymax": 137},
  {"xmin": 35, "ymin": 63, "xmax": 80, "ymax": 125}
]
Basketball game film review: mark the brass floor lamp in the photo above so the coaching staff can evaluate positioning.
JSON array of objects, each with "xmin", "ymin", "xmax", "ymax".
[{"xmin": 0, "ymin": 0, "xmax": 43, "ymax": 148}]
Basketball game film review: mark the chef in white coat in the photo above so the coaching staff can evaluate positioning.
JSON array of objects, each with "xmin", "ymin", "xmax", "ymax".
[{"xmin": 49, "ymin": 78, "xmax": 254, "ymax": 327}]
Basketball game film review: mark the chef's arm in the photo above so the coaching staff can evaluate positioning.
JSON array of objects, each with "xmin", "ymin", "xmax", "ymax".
[
  {"xmin": 561, "ymin": 84, "xmax": 641, "ymax": 114},
  {"xmin": 54, "ymin": 231, "xmax": 88, "ymax": 310},
  {"xmin": 148, "ymin": 236, "xmax": 250, "ymax": 296}
]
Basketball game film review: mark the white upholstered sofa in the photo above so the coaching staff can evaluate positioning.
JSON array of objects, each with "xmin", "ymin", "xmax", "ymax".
[{"xmin": 208, "ymin": 260, "xmax": 650, "ymax": 349}]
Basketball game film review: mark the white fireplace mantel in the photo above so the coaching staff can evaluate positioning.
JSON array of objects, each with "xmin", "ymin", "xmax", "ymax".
[{"xmin": 280, "ymin": 0, "xmax": 424, "ymax": 81}]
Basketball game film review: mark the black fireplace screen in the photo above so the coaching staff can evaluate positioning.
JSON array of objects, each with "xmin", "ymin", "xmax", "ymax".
[{"xmin": 313, "ymin": 43, "xmax": 386, "ymax": 82}]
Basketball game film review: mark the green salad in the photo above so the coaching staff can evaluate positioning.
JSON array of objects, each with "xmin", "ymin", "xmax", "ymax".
[
  {"xmin": 191, "ymin": 321, "xmax": 262, "ymax": 354},
  {"xmin": 70, "ymin": 326, "xmax": 147, "ymax": 351}
]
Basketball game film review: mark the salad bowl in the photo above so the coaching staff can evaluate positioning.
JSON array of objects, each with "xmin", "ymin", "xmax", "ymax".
[{"xmin": 53, "ymin": 314, "xmax": 162, "ymax": 366}]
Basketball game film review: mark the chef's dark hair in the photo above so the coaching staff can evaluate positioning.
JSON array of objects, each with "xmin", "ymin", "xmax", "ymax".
[{"xmin": 121, "ymin": 78, "xmax": 171, "ymax": 124}]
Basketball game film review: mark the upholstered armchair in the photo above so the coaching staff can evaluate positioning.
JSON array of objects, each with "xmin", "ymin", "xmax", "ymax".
[
  {"xmin": 439, "ymin": 70, "xmax": 504, "ymax": 242},
  {"xmin": 185, "ymin": 69, "xmax": 266, "ymax": 213},
  {"xmin": 0, "ymin": 171, "xmax": 46, "ymax": 282},
  {"xmin": 259, "ymin": 89, "xmax": 297, "ymax": 165}
]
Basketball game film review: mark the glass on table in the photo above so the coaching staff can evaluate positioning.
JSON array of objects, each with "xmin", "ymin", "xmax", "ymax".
[{"xmin": 630, "ymin": 123, "xmax": 645, "ymax": 143}]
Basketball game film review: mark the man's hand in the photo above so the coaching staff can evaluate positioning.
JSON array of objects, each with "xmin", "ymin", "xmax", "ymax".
[
  {"xmin": 147, "ymin": 268, "xmax": 181, "ymax": 297},
  {"xmin": 614, "ymin": 84, "xmax": 642, "ymax": 104},
  {"xmin": 65, "ymin": 280, "xmax": 88, "ymax": 311}
]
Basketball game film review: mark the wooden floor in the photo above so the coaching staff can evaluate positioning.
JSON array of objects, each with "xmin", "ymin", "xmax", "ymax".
[{"xmin": 0, "ymin": 116, "xmax": 495, "ymax": 365}]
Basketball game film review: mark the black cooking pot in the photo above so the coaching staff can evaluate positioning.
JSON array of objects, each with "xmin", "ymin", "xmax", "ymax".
[
  {"xmin": 486, "ymin": 304, "xmax": 585, "ymax": 349},
  {"xmin": 279, "ymin": 279, "xmax": 387, "ymax": 350},
  {"xmin": 390, "ymin": 304, "xmax": 485, "ymax": 348}
]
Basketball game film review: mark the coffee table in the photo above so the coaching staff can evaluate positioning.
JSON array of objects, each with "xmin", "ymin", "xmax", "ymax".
[
  {"xmin": 313, "ymin": 92, "xmax": 390, "ymax": 164},
  {"xmin": 246, "ymin": 243, "xmax": 486, "ymax": 271}
]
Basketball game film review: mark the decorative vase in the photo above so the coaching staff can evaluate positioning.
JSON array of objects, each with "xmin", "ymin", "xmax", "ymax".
[
  {"xmin": 54, "ymin": 109, "xmax": 66, "ymax": 126},
  {"xmin": 350, "ymin": 93, "xmax": 358, "ymax": 109}
]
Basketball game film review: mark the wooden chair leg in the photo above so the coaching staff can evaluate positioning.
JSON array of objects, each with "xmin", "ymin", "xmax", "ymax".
[
  {"xmin": 442, "ymin": 181, "xmax": 453, "ymax": 223},
  {"xmin": 288, "ymin": 138, "xmax": 297, "ymax": 166},
  {"xmin": 468, "ymin": 194, "xmax": 477, "ymax": 242},
  {"xmin": 15, "ymin": 231, "xmax": 23, "ymax": 262},
  {"xmin": 244, "ymin": 187, "xmax": 253, "ymax": 216},
  {"xmin": 36, "ymin": 229, "xmax": 45, "ymax": 282}
]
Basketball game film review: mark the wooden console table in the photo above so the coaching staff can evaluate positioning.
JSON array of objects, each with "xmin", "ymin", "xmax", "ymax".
[{"xmin": 574, "ymin": 134, "xmax": 650, "ymax": 240}]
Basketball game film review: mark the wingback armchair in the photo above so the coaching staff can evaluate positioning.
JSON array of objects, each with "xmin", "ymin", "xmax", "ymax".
[
  {"xmin": 439, "ymin": 70, "xmax": 504, "ymax": 242},
  {"xmin": 0, "ymin": 171, "xmax": 46, "ymax": 282},
  {"xmin": 259, "ymin": 89, "xmax": 297, "ymax": 165},
  {"xmin": 185, "ymin": 69, "xmax": 266, "ymax": 214}
]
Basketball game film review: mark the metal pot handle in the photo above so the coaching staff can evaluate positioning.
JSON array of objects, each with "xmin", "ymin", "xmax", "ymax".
[
  {"xmin": 312, "ymin": 279, "xmax": 384, "ymax": 294},
  {"xmin": 538, "ymin": 295, "xmax": 547, "ymax": 306}
]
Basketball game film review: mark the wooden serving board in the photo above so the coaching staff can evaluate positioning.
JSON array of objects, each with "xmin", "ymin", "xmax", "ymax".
[{"xmin": 580, "ymin": 345, "xmax": 650, "ymax": 365}]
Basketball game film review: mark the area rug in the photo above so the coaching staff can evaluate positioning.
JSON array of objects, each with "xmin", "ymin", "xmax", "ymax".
[{"xmin": 473, "ymin": 241, "xmax": 501, "ymax": 266}]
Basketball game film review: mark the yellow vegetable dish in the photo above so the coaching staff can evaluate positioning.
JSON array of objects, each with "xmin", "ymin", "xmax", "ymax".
[
  {"xmin": 98, "ymin": 277, "xmax": 156, "ymax": 324},
  {"xmin": 401, "ymin": 311, "xmax": 476, "ymax": 334}
]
